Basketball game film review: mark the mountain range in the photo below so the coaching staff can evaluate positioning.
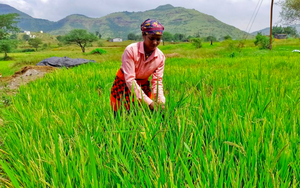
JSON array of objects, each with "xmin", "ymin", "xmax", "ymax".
[{"xmin": 0, "ymin": 3, "xmax": 251, "ymax": 40}]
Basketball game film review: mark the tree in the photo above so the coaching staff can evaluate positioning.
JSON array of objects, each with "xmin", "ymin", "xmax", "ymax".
[
  {"xmin": 173, "ymin": 33, "xmax": 185, "ymax": 41},
  {"xmin": 28, "ymin": 38, "xmax": 43, "ymax": 51},
  {"xmin": 127, "ymin": 33, "xmax": 142, "ymax": 41},
  {"xmin": 272, "ymin": 26, "xmax": 284, "ymax": 35},
  {"xmin": 63, "ymin": 29, "xmax": 98, "ymax": 53},
  {"xmin": 0, "ymin": 13, "xmax": 19, "ymax": 58},
  {"xmin": 23, "ymin": 34, "xmax": 30, "ymax": 41},
  {"xmin": 283, "ymin": 26, "xmax": 298, "ymax": 36},
  {"xmin": 205, "ymin": 36, "xmax": 217, "ymax": 45},
  {"xmin": 162, "ymin": 32, "xmax": 173, "ymax": 42},
  {"xmin": 95, "ymin": 31, "xmax": 102, "ymax": 39},
  {"xmin": 224, "ymin": 35, "xmax": 232, "ymax": 40},
  {"xmin": 0, "ymin": 13, "xmax": 20, "ymax": 39},
  {"xmin": 127, "ymin": 33, "xmax": 137, "ymax": 40},
  {"xmin": 272, "ymin": 26, "xmax": 298, "ymax": 37},
  {"xmin": 278, "ymin": 0, "xmax": 300, "ymax": 24},
  {"xmin": 0, "ymin": 39, "xmax": 17, "ymax": 58}
]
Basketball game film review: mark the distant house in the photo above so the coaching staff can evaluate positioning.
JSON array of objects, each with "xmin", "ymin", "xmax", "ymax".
[
  {"xmin": 40, "ymin": 31, "xmax": 43, "ymax": 33},
  {"xmin": 274, "ymin": 34, "xmax": 287, "ymax": 39},
  {"xmin": 30, "ymin": 35, "xmax": 36, "ymax": 39},
  {"xmin": 110, "ymin": 38, "xmax": 123, "ymax": 42},
  {"xmin": 23, "ymin": 30, "xmax": 30, "ymax": 35}
]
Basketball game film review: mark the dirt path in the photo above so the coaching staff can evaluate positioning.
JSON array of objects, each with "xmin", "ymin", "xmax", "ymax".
[
  {"xmin": 0, "ymin": 66, "xmax": 57, "ymax": 90},
  {"xmin": 0, "ymin": 66, "xmax": 57, "ymax": 126}
]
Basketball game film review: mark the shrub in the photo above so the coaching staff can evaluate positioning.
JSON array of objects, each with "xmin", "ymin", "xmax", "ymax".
[
  {"xmin": 56, "ymin": 35, "xmax": 63, "ymax": 42},
  {"xmin": 191, "ymin": 38, "xmax": 202, "ymax": 48},
  {"xmin": 254, "ymin": 33, "xmax": 270, "ymax": 49},
  {"xmin": 90, "ymin": 48, "xmax": 107, "ymax": 55},
  {"xmin": 21, "ymin": 49, "xmax": 35, "ymax": 52}
]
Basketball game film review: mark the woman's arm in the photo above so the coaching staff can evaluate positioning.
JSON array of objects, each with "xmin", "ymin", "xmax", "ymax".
[
  {"xmin": 151, "ymin": 56, "xmax": 165, "ymax": 105},
  {"xmin": 122, "ymin": 47, "xmax": 153, "ymax": 106}
]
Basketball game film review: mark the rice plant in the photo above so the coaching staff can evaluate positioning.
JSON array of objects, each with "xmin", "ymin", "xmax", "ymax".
[{"xmin": 0, "ymin": 40, "xmax": 300, "ymax": 187}]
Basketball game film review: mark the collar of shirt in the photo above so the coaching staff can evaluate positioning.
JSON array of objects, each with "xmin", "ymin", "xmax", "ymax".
[{"xmin": 138, "ymin": 42, "xmax": 158, "ymax": 62}]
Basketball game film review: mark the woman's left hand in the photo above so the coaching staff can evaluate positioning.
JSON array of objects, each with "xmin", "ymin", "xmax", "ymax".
[
  {"xmin": 149, "ymin": 101, "xmax": 165, "ymax": 111},
  {"xmin": 149, "ymin": 102, "xmax": 155, "ymax": 110},
  {"xmin": 160, "ymin": 104, "xmax": 165, "ymax": 110}
]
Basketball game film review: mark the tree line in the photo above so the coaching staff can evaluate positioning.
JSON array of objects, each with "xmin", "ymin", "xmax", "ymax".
[
  {"xmin": 127, "ymin": 32, "xmax": 233, "ymax": 43},
  {"xmin": 272, "ymin": 26, "xmax": 298, "ymax": 36}
]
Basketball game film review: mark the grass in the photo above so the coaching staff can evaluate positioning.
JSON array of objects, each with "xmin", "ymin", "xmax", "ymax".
[
  {"xmin": 0, "ymin": 60, "xmax": 18, "ymax": 77},
  {"xmin": 0, "ymin": 39, "xmax": 299, "ymax": 187}
]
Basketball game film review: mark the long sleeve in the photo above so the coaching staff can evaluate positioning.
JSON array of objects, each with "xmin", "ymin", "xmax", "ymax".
[
  {"xmin": 121, "ymin": 48, "xmax": 153, "ymax": 105},
  {"xmin": 151, "ymin": 56, "xmax": 165, "ymax": 104}
]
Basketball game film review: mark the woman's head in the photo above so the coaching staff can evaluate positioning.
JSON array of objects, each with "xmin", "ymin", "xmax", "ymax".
[
  {"xmin": 141, "ymin": 19, "xmax": 164, "ymax": 52},
  {"xmin": 141, "ymin": 19, "xmax": 164, "ymax": 35}
]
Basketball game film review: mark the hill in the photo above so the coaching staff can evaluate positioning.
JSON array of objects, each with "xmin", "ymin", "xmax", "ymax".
[
  {"xmin": 0, "ymin": 3, "xmax": 250, "ymax": 39},
  {"xmin": 0, "ymin": 3, "xmax": 57, "ymax": 32},
  {"xmin": 251, "ymin": 27, "xmax": 270, "ymax": 36}
]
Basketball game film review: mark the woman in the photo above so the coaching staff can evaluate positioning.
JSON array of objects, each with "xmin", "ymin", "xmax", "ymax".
[{"xmin": 110, "ymin": 18, "xmax": 166, "ymax": 113}]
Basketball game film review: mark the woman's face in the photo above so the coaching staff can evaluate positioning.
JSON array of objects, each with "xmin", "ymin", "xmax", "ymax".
[{"xmin": 143, "ymin": 34, "xmax": 162, "ymax": 52}]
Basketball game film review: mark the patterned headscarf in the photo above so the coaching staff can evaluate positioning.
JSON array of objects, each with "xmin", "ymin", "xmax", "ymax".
[{"xmin": 141, "ymin": 19, "xmax": 164, "ymax": 35}]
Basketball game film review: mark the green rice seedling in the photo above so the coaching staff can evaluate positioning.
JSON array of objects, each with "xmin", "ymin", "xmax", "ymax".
[{"xmin": 0, "ymin": 39, "xmax": 300, "ymax": 187}]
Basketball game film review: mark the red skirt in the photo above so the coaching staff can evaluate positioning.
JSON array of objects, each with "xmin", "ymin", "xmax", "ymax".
[{"xmin": 110, "ymin": 69, "xmax": 152, "ymax": 111}]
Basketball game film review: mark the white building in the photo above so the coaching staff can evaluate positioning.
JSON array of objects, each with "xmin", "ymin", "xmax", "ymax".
[
  {"xmin": 110, "ymin": 38, "xmax": 123, "ymax": 42},
  {"xmin": 23, "ymin": 31, "xmax": 30, "ymax": 35}
]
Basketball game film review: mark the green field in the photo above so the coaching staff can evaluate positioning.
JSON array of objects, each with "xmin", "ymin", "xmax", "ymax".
[
  {"xmin": 0, "ymin": 39, "xmax": 300, "ymax": 187},
  {"xmin": 0, "ymin": 60, "xmax": 16, "ymax": 77}
]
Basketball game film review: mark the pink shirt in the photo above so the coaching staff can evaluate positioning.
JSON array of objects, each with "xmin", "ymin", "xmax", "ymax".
[{"xmin": 121, "ymin": 41, "xmax": 166, "ymax": 105}]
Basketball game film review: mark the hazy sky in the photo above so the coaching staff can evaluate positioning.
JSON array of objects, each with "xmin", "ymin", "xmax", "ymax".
[{"xmin": 0, "ymin": 0, "xmax": 282, "ymax": 32}]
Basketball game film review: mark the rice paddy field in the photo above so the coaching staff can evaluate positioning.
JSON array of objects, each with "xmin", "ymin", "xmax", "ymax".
[{"xmin": 0, "ymin": 39, "xmax": 300, "ymax": 187}]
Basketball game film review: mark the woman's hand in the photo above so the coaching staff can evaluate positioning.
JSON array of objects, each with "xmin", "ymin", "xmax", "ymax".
[
  {"xmin": 149, "ymin": 102, "xmax": 165, "ymax": 111},
  {"xmin": 149, "ymin": 102, "xmax": 155, "ymax": 111}
]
